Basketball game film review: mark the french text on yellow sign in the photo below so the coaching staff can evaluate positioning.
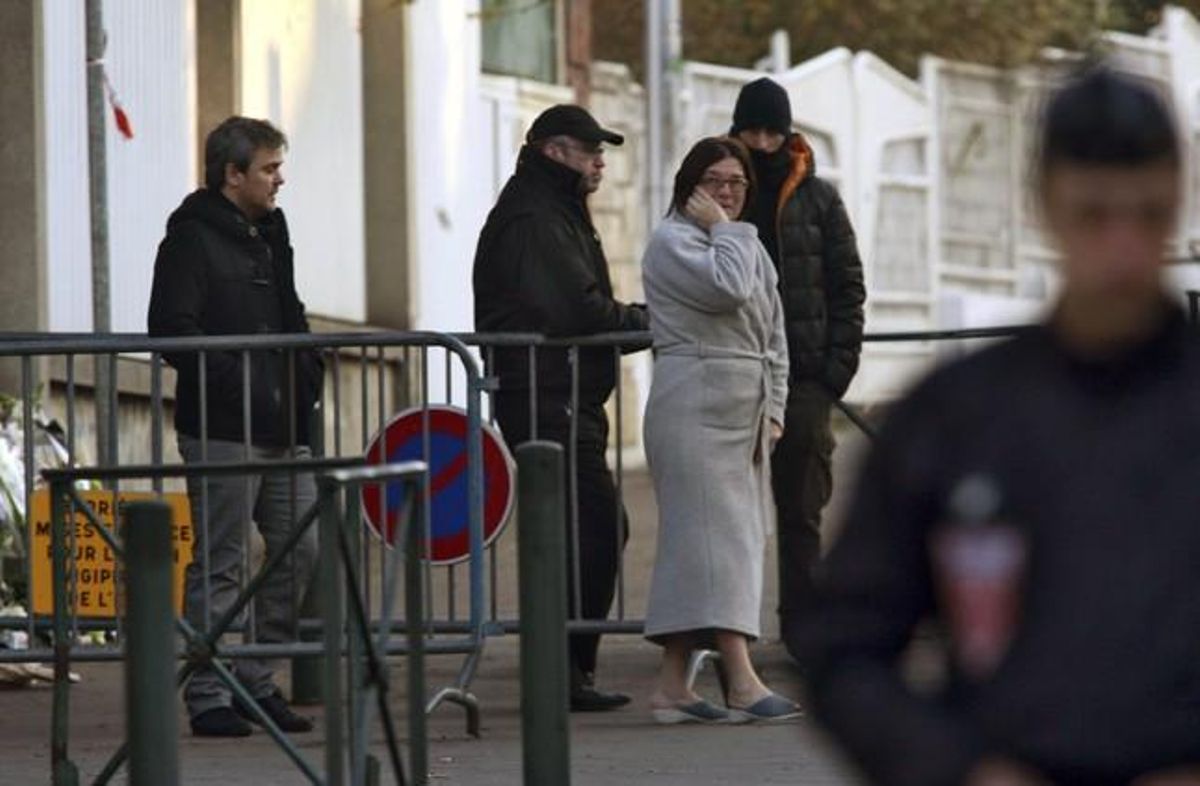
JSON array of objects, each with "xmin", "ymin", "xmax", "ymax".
[{"xmin": 29, "ymin": 490, "xmax": 194, "ymax": 618}]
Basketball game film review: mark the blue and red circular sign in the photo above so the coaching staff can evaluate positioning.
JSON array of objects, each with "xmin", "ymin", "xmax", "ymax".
[{"xmin": 360, "ymin": 405, "xmax": 515, "ymax": 564}]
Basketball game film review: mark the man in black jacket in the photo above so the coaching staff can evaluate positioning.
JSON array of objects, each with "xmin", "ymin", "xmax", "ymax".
[
  {"xmin": 149, "ymin": 116, "xmax": 321, "ymax": 737},
  {"xmin": 473, "ymin": 105, "xmax": 648, "ymax": 711},
  {"xmin": 795, "ymin": 67, "xmax": 1200, "ymax": 786},
  {"xmin": 730, "ymin": 78, "xmax": 866, "ymax": 648}
]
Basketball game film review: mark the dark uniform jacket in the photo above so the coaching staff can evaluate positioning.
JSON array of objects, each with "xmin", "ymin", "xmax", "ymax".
[
  {"xmin": 792, "ymin": 307, "xmax": 1200, "ymax": 786},
  {"xmin": 148, "ymin": 189, "xmax": 322, "ymax": 446},
  {"xmin": 472, "ymin": 145, "xmax": 648, "ymax": 405},
  {"xmin": 750, "ymin": 134, "xmax": 865, "ymax": 398}
]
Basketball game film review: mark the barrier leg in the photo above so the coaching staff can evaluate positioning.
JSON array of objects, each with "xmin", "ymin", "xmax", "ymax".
[
  {"xmin": 50, "ymin": 480, "xmax": 79, "ymax": 786},
  {"xmin": 124, "ymin": 501, "xmax": 179, "ymax": 786},
  {"xmin": 516, "ymin": 442, "xmax": 570, "ymax": 786},
  {"xmin": 407, "ymin": 488, "xmax": 427, "ymax": 785},
  {"xmin": 320, "ymin": 483, "xmax": 346, "ymax": 786}
]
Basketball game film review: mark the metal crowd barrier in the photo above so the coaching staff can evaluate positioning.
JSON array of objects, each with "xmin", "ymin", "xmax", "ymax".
[
  {"xmin": 6, "ymin": 307, "xmax": 1196, "ymax": 782},
  {"xmin": 463, "ymin": 331, "xmax": 651, "ymax": 639},
  {"xmin": 0, "ymin": 331, "xmax": 487, "ymax": 784},
  {"xmin": 318, "ymin": 460, "xmax": 430, "ymax": 786},
  {"xmin": 39, "ymin": 458, "xmax": 429, "ymax": 786}
]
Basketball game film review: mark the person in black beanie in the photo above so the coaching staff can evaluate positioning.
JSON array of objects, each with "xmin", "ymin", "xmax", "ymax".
[{"xmin": 730, "ymin": 77, "xmax": 866, "ymax": 658}]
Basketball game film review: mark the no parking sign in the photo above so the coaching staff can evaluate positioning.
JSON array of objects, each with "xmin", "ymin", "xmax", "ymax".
[{"xmin": 360, "ymin": 405, "xmax": 515, "ymax": 564}]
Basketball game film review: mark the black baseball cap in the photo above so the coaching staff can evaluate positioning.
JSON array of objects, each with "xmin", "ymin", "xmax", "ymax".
[{"xmin": 526, "ymin": 104, "xmax": 624, "ymax": 146}]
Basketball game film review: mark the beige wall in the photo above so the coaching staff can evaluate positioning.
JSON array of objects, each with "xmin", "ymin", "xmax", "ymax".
[{"xmin": 362, "ymin": 0, "xmax": 413, "ymax": 329}]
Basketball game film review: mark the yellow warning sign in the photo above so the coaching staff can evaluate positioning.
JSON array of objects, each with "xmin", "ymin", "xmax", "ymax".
[{"xmin": 28, "ymin": 490, "xmax": 194, "ymax": 618}]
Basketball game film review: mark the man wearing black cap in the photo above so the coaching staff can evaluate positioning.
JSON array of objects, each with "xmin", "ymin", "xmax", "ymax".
[
  {"xmin": 473, "ymin": 104, "xmax": 648, "ymax": 711},
  {"xmin": 730, "ymin": 77, "xmax": 866, "ymax": 656}
]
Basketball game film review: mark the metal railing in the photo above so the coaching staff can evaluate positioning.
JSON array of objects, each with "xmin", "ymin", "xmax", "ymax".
[
  {"xmin": 41, "ymin": 458, "xmax": 430, "ymax": 786},
  {"xmin": 0, "ymin": 330, "xmax": 488, "ymax": 784},
  {"xmin": 462, "ymin": 331, "xmax": 651, "ymax": 640},
  {"xmin": 318, "ymin": 460, "xmax": 430, "ymax": 786},
  {"xmin": 7, "ymin": 300, "xmax": 1196, "ymax": 782}
]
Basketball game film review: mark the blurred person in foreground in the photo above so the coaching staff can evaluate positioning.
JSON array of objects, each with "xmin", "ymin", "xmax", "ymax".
[
  {"xmin": 640, "ymin": 137, "xmax": 798, "ymax": 724},
  {"xmin": 730, "ymin": 77, "xmax": 866, "ymax": 650},
  {"xmin": 473, "ymin": 105, "xmax": 648, "ymax": 711},
  {"xmin": 792, "ymin": 66, "xmax": 1200, "ymax": 785}
]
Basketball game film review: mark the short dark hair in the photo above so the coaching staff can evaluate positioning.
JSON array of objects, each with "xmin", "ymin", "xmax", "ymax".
[
  {"xmin": 669, "ymin": 136, "xmax": 756, "ymax": 220},
  {"xmin": 204, "ymin": 116, "xmax": 288, "ymax": 191},
  {"xmin": 1038, "ymin": 64, "xmax": 1180, "ymax": 182}
]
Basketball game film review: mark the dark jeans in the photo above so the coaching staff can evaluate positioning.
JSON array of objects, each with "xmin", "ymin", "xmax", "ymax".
[
  {"xmin": 494, "ymin": 390, "xmax": 629, "ymax": 679},
  {"xmin": 770, "ymin": 382, "xmax": 834, "ymax": 639}
]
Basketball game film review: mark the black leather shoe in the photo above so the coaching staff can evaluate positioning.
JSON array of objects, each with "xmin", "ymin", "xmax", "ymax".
[
  {"xmin": 190, "ymin": 706, "xmax": 252, "ymax": 737},
  {"xmin": 235, "ymin": 691, "xmax": 314, "ymax": 733},
  {"xmin": 570, "ymin": 685, "xmax": 631, "ymax": 712}
]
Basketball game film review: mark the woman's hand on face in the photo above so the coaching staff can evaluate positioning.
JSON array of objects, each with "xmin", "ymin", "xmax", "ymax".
[{"xmin": 685, "ymin": 188, "xmax": 729, "ymax": 231}]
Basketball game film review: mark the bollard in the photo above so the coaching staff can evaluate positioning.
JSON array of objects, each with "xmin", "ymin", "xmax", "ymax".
[
  {"xmin": 516, "ymin": 442, "xmax": 570, "ymax": 786},
  {"xmin": 124, "ymin": 500, "xmax": 179, "ymax": 786}
]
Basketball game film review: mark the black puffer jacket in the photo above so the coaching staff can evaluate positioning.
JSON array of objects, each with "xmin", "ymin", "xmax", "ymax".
[
  {"xmin": 148, "ymin": 189, "xmax": 322, "ymax": 446},
  {"xmin": 749, "ymin": 134, "xmax": 865, "ymax": 398},
  {"xmin": 473, "ymin": 146, "xmax": 648, "ymax": 403}
]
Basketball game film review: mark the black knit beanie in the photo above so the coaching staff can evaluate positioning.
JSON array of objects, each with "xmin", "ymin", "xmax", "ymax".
[{"xmin": 730, "ymin": 77, "xmax": 793, "ymax": 136}]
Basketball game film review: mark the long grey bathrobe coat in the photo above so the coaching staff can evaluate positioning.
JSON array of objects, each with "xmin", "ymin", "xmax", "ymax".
[{"xmin": 642, "ymin": 213, "xmax": 789, "ymax": 643}]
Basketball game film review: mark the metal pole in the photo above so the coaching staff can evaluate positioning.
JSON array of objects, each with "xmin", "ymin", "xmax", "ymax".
[
  {"xmin": 645, "ymin": 0, "xmax": 664, "ymax": 223},
  {"xmin": 516, "ymin": 442, "xmax": 570, "ymax": 786},
  {"xmin": 124, "ymin": 501, "xmax": 179, "ymax": 786},
  {"xmin": 664, "ymin": 0, "xmax": 682, "ymax": 169},
  {"xmin": 406, "ymin": 484, "xmax": 428, "ymax": 786},
  {"xmin": 320, "ymin": 482, "xmax": 346, "ymax": 786},
  {"xmin": 50, "ymin": 480, "xmax": 80, "ymax": 786},
  {"xmin": 86, "ymin": 0, "xmax": 113, "ymax": 467}
]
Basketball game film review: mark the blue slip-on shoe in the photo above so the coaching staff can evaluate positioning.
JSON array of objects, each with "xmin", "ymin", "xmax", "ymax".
[
  {"xmin": 650, "ymin": 699, "xmax": 730, "ymax": 725},
  {"xmin": 726, "ymin": 693, "xmax": 803, "ymax": 724}
]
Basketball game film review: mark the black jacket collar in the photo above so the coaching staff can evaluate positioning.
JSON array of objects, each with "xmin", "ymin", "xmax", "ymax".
[
  {"xmin": 167, "ymin": 188, "xmax": 288, "ymax": 245},
  {"xmin": 516, "ymin": 145, "xmax": 586, "ymax": 202}
]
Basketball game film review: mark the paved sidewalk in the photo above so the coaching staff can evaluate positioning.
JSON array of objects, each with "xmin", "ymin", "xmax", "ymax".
[
  {"xmin": 0, "ymin": 423, "xmax": 874, "ymax": 785},
  {"xmin": 0, "ymin": 636, "xmax": 862, "ymax": 785}
]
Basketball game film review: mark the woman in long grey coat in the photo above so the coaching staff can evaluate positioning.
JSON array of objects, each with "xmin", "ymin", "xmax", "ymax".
[{"xmin": 642, "ymin": 137, "xmax": 799, "ymax": 724}]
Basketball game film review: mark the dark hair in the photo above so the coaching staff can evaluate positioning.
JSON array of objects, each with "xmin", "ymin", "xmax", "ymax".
[
  {"xmin": 1038, "ymin": 64, "xmax": 1180, "ymax": 181},
  {"xmin": 204, "ymin": 116, "xmax": 288, "ymax": 191},
  {"xmin": 669, "ymin": 137, "xmax": 756, "ymax": 220}
]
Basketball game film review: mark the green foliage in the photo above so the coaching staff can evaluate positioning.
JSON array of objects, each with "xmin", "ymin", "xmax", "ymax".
[{"xmin": 594, "ymin": 0, "xmax": 1200, "ymax": 79}]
